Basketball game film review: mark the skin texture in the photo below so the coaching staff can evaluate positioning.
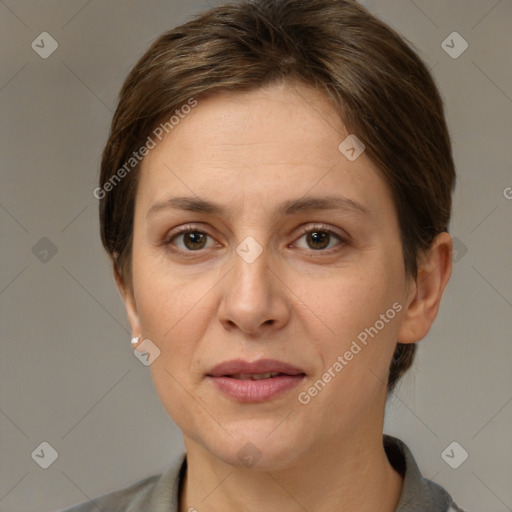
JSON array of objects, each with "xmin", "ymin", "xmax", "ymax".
[{"xmin": 117, "ymin": 81, "xmax": 453, "ymax": 512}]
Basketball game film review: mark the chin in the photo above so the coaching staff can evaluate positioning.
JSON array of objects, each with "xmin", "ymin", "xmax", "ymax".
[{"xmin": 203, "ymin": 421, "xmax": 307, "ymax": 471}]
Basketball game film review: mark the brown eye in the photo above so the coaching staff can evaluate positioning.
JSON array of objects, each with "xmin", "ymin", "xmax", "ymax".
[
  {"xmin": 166, "ymin": 228, "xmax": 216, "ymax": 252},
  {"xmin": 305, "ymin": 230, "xmax": 331, "ymax": 250},
  {"xmin": 294, "ymin": 225, "xmax": 347, "ymax": 252},
  {"xmin": 182, "ymin": 231, "xmax": 208, "ymax": 250}
]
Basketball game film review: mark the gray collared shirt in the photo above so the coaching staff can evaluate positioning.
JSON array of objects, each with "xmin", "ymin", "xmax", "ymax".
[{"xmin": 59, "ymin": 435, "xmax": 465, "ymax": 512}]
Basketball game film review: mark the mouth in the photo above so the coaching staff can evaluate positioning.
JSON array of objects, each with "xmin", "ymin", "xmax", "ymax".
[
  {"xmin": 227, "ymin": 372, "xmax": 289, "ymax": 380},
  {"xmin": 206, "ymin": 359, "xmax": 306, "ymax": 402}
]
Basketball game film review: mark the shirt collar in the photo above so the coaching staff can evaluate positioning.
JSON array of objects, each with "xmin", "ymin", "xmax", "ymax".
[
  {"xmin": 140, "ymin": 436, "xmax": 457, "ymax": 512},
  {"xmin": 384, "ymin": 435, "xmax": 457, "ymax": 511}
]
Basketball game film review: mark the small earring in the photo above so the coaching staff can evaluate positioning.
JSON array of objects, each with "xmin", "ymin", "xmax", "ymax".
[{"xmin": 131, "ymin": 335, "xmax": 141, "ymax": 346}]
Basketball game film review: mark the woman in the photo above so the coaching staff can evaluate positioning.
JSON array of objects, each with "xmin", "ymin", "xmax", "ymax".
[{"xmin": 63, "ymin": 0, "xmax": 464, "ymax": 510}]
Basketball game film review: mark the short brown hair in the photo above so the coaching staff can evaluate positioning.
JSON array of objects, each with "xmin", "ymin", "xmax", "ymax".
[{"xmin": 99, "ymin": 0, "xmax": 456, "ymax": 392}]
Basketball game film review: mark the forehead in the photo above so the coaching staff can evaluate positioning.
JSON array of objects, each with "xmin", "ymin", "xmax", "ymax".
[{"xmin": 137, "ymin": 82, "xmax": 393, "ymax": 219}]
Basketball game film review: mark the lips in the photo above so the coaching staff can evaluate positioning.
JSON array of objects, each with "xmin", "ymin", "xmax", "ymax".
[
  {"xmin": 229, "ymin": 372, "xmax": 282, "ymax": 380},
  {"xmin": 206, "ymin": 359, "xmax": 306, "ymax": 402},
  {"xmin": 207, "ymin": 358, "xmax": 305, "ymax": 378}
]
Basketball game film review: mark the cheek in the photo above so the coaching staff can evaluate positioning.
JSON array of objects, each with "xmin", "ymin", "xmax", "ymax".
[
  {"xmin": 134, "ymin": 267, "xmax": 216, "ymax": 424},
  {"xmin": 304, "ymin": 254, "xmax": 405, "ymax": 386},
  {"xmin": 306, "ymin": 257, "xmax": 403, "ymax": 337},
  {"xmin": 132, "ymin": 258, "xmax": 226, "ymax": 398},
  {"xmin": 294, "ymin": 267, "xmax": 403, "ymax": 427},
  {"xmin": 131, "ymin": 241, "xmax": 212, "ymax": 335}
]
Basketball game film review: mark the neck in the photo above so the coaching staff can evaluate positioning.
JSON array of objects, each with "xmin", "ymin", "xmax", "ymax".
[{"xmin": 180, "ymin": 425, "xmax": 403, "ymax": 512}]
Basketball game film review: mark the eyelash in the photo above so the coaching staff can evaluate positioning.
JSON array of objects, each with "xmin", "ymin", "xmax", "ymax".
[{"xmin": 163, "ymin": 223, "xmax": 350, "ymax": 256}]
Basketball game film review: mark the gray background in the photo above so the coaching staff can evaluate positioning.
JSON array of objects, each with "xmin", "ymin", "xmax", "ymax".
[{"xmin": 0, "ymin": 1, "xmax": 511, "ymax": 511}]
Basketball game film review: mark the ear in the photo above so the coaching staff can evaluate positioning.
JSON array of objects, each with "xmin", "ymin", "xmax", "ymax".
[
  {"xmin": 113, "ymin": 263, "xmax": 142, "ymax": 338},
  {"xmin": 397, "ymin": 232, "xmax": 453, "ymax": 344}
]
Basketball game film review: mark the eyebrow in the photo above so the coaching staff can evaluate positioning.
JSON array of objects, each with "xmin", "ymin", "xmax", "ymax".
[{"xmin": 146, "ymin": 194, "xmax": 371, "ymax": 219}]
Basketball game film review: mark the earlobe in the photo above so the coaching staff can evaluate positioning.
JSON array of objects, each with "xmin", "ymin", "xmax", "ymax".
[
  {"xmin": 124, "ymin": 294, "xmax": 142, "ymax": 336},
  {"xmin": 397, "ymin": 232, "xmax": 453, "ymax": 344},
  {"xmin": 113, "ymin": 263, "xmax": 142, "ymax": 338}
]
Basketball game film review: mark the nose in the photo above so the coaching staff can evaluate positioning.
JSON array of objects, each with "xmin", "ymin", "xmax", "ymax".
[{"xmin": 217, "ymin": 244, "xmax": 291, "ymax": 336}]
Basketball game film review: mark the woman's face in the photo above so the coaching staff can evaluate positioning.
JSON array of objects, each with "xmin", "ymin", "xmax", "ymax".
[{"xmin": 123, "ymin": 82, "xmax": 416, "ymax": 469}]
